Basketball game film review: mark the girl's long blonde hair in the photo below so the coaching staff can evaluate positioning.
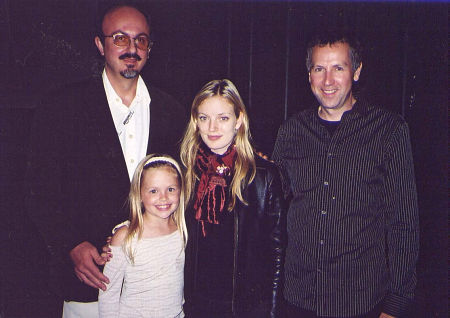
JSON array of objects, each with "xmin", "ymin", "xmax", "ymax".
[
  {"xmin": 124, "ymin": 154, "xmax": 187, "ymax": 263},
  {"xmin": 180, "ymin": 79, "xmax": 256, "ymax": 211}
]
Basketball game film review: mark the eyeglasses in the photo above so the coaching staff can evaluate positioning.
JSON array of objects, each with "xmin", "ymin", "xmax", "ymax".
[{"xmin": 103, "ymin": 32, "xmax": 154, "ymax": 50}]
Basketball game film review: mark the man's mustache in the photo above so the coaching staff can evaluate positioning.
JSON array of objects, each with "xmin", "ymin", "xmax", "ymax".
[{"xmin": 119, "ymin": 53, "xmax": 142, "ymax": 61}]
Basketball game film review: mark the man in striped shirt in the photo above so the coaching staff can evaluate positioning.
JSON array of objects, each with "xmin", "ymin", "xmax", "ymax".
[{"xmin": 273, "ymin": 32, "xmax": 419, "ymax": 318}]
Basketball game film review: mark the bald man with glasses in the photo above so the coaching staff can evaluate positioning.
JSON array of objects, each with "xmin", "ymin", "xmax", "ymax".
[{"xmin": 26, "ymin": 4, "xmax": 186, "ymax": 317}]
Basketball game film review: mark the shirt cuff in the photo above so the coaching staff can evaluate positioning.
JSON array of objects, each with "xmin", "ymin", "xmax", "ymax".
[{"xmin": 382, "ymin": 293, "xmax": 414, "ymax": 317}]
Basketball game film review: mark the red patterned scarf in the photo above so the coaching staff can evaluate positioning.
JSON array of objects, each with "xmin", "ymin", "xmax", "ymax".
[{"xmin": 194, "ymin": 142, "xmax": 236, "ymax": 236}]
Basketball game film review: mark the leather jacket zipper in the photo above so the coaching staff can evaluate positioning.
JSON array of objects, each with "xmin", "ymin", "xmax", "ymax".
[{"xmin": 231, "ymin": 209, "xmax": 239, "ymax": 314}]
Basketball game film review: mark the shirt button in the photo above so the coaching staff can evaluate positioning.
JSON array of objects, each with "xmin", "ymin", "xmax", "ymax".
[
  {"xmin": 324, "ymin": 181, "xmax": 329, "ymax": 186},
  {"xmin": 321, "ymin": 210, "xmax": 327, "ymax": 215},
  {"xmin": 332, "ymin": 196, "xmax": 336, "ymax": 200},
  {"xmin": 129, "ymin": 134, "xmax": 133, "ymax": 139},
  {"xmin": 327, "ymin": 152, "xmax": 332, "ymax": 157},
  {"xmin": 130, "ymin": 159, "xmax": 135, "ymax": 163},
  {"xmin": 320, "ymin": 239, "xmax": 325, "ymax": 245}
]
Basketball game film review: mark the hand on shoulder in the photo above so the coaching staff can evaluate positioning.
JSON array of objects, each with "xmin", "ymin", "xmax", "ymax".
[
  {"xmin": 69, "ymin": 241, "xmax": 110, "ymax": 290},
  {"xmin": 101, "ymin": 222, "xmax": 129, "ymax": 261},
  {"xmin": 256, "ymin": 151, "xmax": 272, "ymax": 162}
]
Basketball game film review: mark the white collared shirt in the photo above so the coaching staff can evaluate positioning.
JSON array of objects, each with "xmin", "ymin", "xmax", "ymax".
[{"xmin": 102, "ymin": 70, "xmax": 150, "ymax": 181}]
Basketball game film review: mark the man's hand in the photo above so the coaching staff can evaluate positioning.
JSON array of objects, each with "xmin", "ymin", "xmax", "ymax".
[
  {"xmin": 69, "ymin": 241, "xmax": 110, "ymax": 291},
  {"xmin": 100, "ymin": 236, "xmax": 113, "ymax": 262},
  {"xmin": 256, "ymin": 151, "xmax": 272, "ymax": 162},
  {"xmin": 379, "ymin": 313, "xmax": 395, "ymax": 318}
]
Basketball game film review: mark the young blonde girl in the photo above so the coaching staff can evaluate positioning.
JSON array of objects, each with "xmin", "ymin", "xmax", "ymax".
[{"xmin": 98, "ymin": 154, "xmax": 187, "ymax": 318}]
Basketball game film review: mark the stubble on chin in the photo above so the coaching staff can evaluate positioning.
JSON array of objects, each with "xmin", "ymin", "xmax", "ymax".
[{"xmin": 120, "ymin": 68, "xmax": 139, "ymax": 79}]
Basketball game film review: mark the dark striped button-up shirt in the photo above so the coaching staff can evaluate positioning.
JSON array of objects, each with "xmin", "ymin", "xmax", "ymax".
[{"xmin": 272, "ymin": 100, "xmax": 419, "ymax": 317}]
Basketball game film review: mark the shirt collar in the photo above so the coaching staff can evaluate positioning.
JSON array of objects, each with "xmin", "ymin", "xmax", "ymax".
[
  {"xmin": 349, "ymin": 98, "xmax": 369, "ymax": 115},
  {"xmin": 341, "ymin": 98, "xmax": 370, "ymax": 122},
  {"xmin": 102, "ymin": 69, "xmax": 151, "ymax": 108}
]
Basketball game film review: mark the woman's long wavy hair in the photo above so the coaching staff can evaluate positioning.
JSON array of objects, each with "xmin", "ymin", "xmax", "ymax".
[
  {"xmin": 124, "ymin": 154, "xmax": 187, "ymax": 263},
  {"xmin": 180, "ymin": 79, "xmax": 256, "ymax": 211}
]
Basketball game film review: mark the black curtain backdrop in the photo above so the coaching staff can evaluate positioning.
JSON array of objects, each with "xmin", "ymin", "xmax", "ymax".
[{"xmin": 0, "ymin": 1, "xmax": 447, "ymax": 317}]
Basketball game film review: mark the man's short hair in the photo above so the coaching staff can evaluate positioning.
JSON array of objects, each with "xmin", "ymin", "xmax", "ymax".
[
  {"xmin": 305, "ymin": 31, "xmax": 362, "ymax": 73},
  {"xmin": 94, "ymin": 2, "xmax": 152, "ymax": 40}
]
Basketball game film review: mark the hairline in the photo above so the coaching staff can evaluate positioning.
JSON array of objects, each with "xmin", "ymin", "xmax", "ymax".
[
  {"xmin": 97, "ymin": 4, "xmax": 151, "ymax": 38},
  {"xmin": 306, "ymin": 37, "xmax": 361, "ymax": 73}
]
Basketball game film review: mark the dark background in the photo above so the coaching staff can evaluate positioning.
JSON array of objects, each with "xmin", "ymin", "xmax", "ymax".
[{"xmin": 0, "ymin": 0, "xmax": 447, "ymax": 317}]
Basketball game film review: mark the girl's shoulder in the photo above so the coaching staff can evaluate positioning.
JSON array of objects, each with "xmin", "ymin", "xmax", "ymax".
[
  {"xmin": 112, "ymin": 220, "xmax": 130, "ymax": 234},
  {"xmin": 110, "ymin": 221, "xmax": 130, "ymax": 247}
]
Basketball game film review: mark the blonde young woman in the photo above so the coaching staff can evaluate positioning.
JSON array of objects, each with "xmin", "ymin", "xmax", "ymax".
[{"xmin": 180, "ymin": 79, "xmax": 286, "ymax": 318}]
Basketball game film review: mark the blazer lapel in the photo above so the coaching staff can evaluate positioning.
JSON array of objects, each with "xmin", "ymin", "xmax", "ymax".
[
  {"xmin": 147, "ymin": 85, "xmax": 165, "ymax": 154},
  {"xmin": 82, "ymin": 78, "xmax": 128, "ymax": 179}
]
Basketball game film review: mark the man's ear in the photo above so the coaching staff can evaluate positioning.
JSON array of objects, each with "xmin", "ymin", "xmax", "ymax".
[
  {"xmin": 353, "ymin": 62, "xmax": 362, "ymax": 82},
  {"xmin": 95, "ymin": 36, "xmax": 105, "ymax": 56}
]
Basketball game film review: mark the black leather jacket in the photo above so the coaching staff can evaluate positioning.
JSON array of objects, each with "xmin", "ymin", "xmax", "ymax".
[{"xmin": 184, "ymin": 156, "xmax": 286, "ymax": 318}]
